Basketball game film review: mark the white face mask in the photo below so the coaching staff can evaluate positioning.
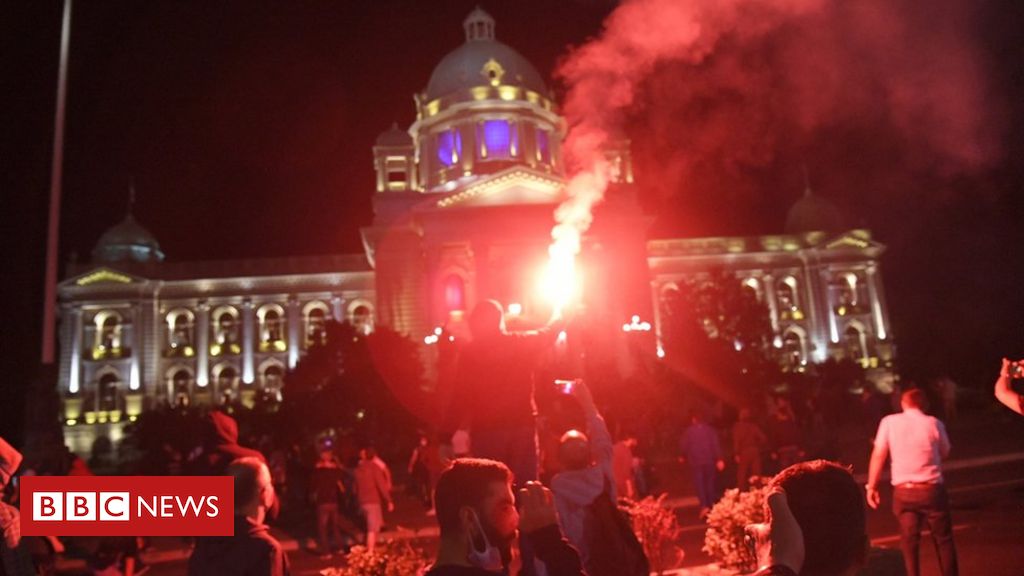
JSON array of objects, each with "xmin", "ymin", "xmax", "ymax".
[{"xmin": 466, "ymin": 508, "xmax": 504, "ymax": 572}]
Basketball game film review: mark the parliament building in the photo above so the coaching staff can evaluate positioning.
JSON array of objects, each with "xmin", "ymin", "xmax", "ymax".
[{"xmin": 57, "ymin": 8, "xmax": 894, "ymax": 454}]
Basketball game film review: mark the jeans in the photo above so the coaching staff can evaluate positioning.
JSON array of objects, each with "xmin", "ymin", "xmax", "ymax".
[
  {"xmin": 316, "ymin": 503, "xmax": 344, "ymax": 553},
  {"xmin": 691, "ymin": 462, "xmax": 718, "ymax": 509},
  {"xmin": 893, "ymin": 484, "xmax": 958, "ymax": 576}
]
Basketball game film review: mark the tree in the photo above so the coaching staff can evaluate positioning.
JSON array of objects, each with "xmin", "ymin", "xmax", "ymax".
[{"xmin": 659, "ymin": 270, "xmax": 780, "ymax": 407}]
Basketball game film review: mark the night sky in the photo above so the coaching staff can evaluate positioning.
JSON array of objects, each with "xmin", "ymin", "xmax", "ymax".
[{"xmin": 3, "ymin": 0, "xmax": 1023, "ymax": 442}]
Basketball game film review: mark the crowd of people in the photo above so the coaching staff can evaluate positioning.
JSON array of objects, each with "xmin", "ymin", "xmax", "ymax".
[{"xmin": 2, "ymin": 298, "xmax": 1022, "ymax": 576}]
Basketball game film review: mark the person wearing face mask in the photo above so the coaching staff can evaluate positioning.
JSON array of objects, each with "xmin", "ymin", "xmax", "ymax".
[
  {"xmin": 188, "ymin": 457, "xmax": 290, "ymax": 576},
  {"xmin": 426, "ymin": 458, "xmax": 584, "ymax": 576}
]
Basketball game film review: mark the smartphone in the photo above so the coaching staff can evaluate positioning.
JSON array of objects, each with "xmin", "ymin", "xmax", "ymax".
[{"xmin": 554, "ymin": 379, "xmax": 574, "ymax": 394}]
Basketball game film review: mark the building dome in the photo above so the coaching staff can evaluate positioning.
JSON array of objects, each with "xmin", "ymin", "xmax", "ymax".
[
  {"xmin": 784, "ymin": 189, "xmax": 845, "ymax": 234},
  {"xmin": 93, "ymin": 213, "xmax": 165, "ymax": 264},
  {"xmin": 424, "ymin": 8, "xmax": 547, "ymax": 102},
  {"xmin": 375, "ymin": 123, "xmax": 413, "ymax": 147}
]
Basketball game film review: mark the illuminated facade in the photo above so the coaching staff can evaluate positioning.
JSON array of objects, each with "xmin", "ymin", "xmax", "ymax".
[{"xmin": 57, "ymin": 8, "xmax": 892, "ymax": 452}]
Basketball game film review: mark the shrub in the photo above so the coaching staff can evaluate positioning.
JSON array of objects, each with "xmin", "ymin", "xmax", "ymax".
[
  {"xmin": 703, "ymin": 477, "xmax": 770, "ymax": 573},
  {"xmin": 320, "ymin": 541, "xmax": 428, "ymax": 576},
  {"xmin": 622, "ymin": 494, "xmax": 684, "ymax": 575}
]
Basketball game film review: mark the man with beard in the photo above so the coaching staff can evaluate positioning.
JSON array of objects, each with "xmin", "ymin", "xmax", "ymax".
[{"xmin": 426, "ymin": 458, "xmax": 583, "ymax": 576}]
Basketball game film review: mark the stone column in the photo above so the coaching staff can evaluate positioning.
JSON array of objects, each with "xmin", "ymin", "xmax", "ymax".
[
  {"xmin": 196, "ymin": 301, "xmax": 210, "ymax": 388},
  {"xmin": 130, "ymin": 305, "xmax": 142, "ymax": 391},
  {"xmin": 332, "ymin": 295, "xmax": 345, "ymax": 323},
  {"xmin": 287, "ymin": 296, "xmax": 301, "ymax": 369},
  {"xmin": 69, "ymin": 305, "xmax": 83, "ymax": 394},
  {"xmin": 242, "ymin": 299, "xmax": 255, "ymax": 384},
  {"xmin": 867, "ymin": 265, "xmax": 890, "ymax": 340},
  {"xmin": 763, "ymin": 274, "xmax": 780, "ymax": 333}
]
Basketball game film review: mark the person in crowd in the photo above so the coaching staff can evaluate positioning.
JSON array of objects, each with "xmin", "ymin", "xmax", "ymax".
[
  {"xmin": 189, "ymin": 410, "xmax": 266, "ymax": 475},
  {"xmin": 1, "ymin": 437, "xmax": 34, "ymax": 576},
  {"xmin": 747, "ymin": 460, "xmax": 868, "ymax": 576},
  {"xmin": 354, "ymin": 447, "xmax": 393, "ymax": 553},
  {"xmin": 866, "ymin": 389, "xmax": 957, "ymax": 576},
  {"xmin": 409, "ymin": 433, "xmax": 443, "ymax": 514},
  {"xmin": 679, "ymin": 411, "xmax": 725, "ymax": 518},
  {"xmin": 425, "ymin": 458, "xmax": 584, "ymax": 576},
  {"xmin": 451, "ymin": 428, "xmax": 472, "ymax": 459},
  {"xmin": 549, "ymin": 381, "xmax": 614, "ymax": 568},
  {"xmin": 732, "ymin": 407, "xmax": 767, "ymax": 491},
  {"xmin": 310, "ymin": 448, "xmax": 350, "ymax": 557},
  {"xmin": 450, "ymin": 300, "xmax": 564, "ymax": 485},
  {"xmin": 188, "ymin": 457, "xmax": 290, "ymax": 576},
  {"xmin": 994, "ymin": 358, "xmax": 1024, "ymax": 415},
  {"xmin": 612, "ymin": 434, "xmax": 637, "ymax": 500},
  {"xmin": 769, "ymin": 397, "xmax": 803, "ymax": 471},
  {"xmin": 450, "ymin": 300, "xmax": 564, "ymax": 576}
]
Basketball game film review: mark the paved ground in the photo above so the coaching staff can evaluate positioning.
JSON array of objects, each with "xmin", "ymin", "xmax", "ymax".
[{"xmin": 52, "ymin": 405, "xmax": 1024, "ymax": 575}]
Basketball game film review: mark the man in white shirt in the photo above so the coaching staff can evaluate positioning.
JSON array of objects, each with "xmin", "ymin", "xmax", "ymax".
[{"xmin": 866, "ymin": 388, "xmax": 958, "ymax": 576}]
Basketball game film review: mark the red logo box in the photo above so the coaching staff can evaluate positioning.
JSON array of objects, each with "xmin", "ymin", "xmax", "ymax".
[{"xmin": 21, "ymin": 476, "xmax": 234, "ymax": 536}]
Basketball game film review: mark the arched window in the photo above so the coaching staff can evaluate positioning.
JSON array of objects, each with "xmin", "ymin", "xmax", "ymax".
[
  {"xmin": 211, "ymin": 307, "xmax": 240, "ymax": 356},
  {"xmin": 782, "ymin": 330, "xmax": 806, "ymax": 368},
  {"xmin": 443, "ymin": 274, "xmax": 466, "ymax": 312},
  {"xmin": 166, "ymin": 310, "xmax": 195, "ymax": 357},
  {"xmin": 777, "ymin": 277, "xmax": 803, "ymax": 320},
  {"xmin": 305, "ymin": 306, "xmax": 328, "ymax": 346},
  {"xmin": 262, "ymin": 364, "xmax": 284, "ymax": 391},
  {"xmin": 436, "ymin": 128, "xmax": 462, "ymax": 168},
  {"xmin": 536, "ymin": 128, "xmax": 551, "ymax": 164},
  {"xmin": 93, "ymin": 311, "xmax": 124, "ymax": 359},
  {"xmin": 844, "ymin": 324, "xmax": 867, "ymax": 362},
  {"xmin": 741, "ymin": 278, "xmax": 761, "ymax": 302},
  {"xmin": 258, "ymin": 305, "xmax": 286, "ymax": 352},
  {"xmin": 98, "ymin": 373, "xmax": 121, "ymax": 412},
  {"xmin": 349, "ymin": 302, "xmax": 374, "ymax": 335},
  {"xmin": 478, "ymin": 120, "xmax": 517, "ymax": 160},
  {"xmin": 215, "ymin": 365, "xmax": 239, "ymax": 396}
]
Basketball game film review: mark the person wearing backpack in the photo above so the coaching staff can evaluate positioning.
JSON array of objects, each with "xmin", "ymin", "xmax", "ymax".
[{"xmin": 550, "ymin": 381, "xmax": 649, "ymax": 576}]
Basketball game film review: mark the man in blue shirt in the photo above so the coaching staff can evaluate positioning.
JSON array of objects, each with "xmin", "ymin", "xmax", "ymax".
[{"xmin": 679, "ymin": 411, "xmax": 725, "ymax": 517}]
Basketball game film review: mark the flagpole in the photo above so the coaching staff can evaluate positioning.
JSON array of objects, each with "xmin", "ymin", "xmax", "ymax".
[{"xmin": 41, "ymin": 0, "xmax": 73, "ymax": 365}]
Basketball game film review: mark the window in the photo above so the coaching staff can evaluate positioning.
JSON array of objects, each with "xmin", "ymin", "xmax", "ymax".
[
  {"xmin": 436, "ymin": 129, "xmax": 462, "ymax": 167},
  {"xmin": 536, "ymin": 128, "xmax": 551, "ymax": 164},
  {"xmin": 98, "ymin": 373, "xmax": 121, "ymax": 412},
  {"xmin": 259, "ymin": 305, "xmax": 286, "ymax": 352},
  {"xmin": 844, "ymin": 325, "xmax": 867, "ymax": 362},
  {"xmin": 777, "ymin": 277, "xmax": 804, "ymax": 320},
  {"xmin": 478, "ymin": 120, "xmax": 516, "ymax": 160},
  {"xmin": 443, "ymin": 274, "xmax": 466, "ymax": 312},
  {"xmin": 166, "ymin": 311, "xmax": 195, "ymax": 357},
  {"xmin": 263, "ymin": 364, "xmax": 284, "ymax": 391},
  {"xmin": 212, "ymin": 308, "xmax": 240, "ymax": 356},
  {"xmin": 306, "ymin": 307, "xmax": 327, "ymax": 346},
  {"xmin": 92, "ymin": 311, "xmax": 126, "ymax": 360},
  {"xmin": 216, "ymin": 366, "xmax": 238, "ymax": 394},
  {"xmin": 782, "ymin": 331, "xmax": 805, "ymax": 367},
  {"xmin": 350, "ymin": 303, "xmax": 374, "ymax": 335}
]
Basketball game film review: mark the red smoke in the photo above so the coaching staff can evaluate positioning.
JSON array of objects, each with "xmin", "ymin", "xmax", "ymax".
[{"xmin": 554, "ymin": 0, "xmax": 1001, "ymax": 236}]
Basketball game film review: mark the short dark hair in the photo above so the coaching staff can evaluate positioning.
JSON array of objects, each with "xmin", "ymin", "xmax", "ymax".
[
  {"xmin": 228, "ymin": 457, "xmax": 267, "ymax": 513},
  {"xmin": 434, "ymin": 458, "xmax": 513, "ymax": 535},
  {"xmin": 770, "ymin": 460, "xmax": 867, "ymax": 576},
  {"xmin": 902, "ymin": 388, "xmax": 928, "ymax": 410}
]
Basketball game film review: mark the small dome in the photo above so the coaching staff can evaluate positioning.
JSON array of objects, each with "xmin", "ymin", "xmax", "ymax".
[
  {"xmin": 93, "ymin": 214, "xmax": 165, "ymax": 264},
  {"xmin": 375, "ymin": 123, "xmax": 413, "ymax": 147},
  {"xmin": 424, "ymin": 9, "xmax": 547, "ymax": 102},
  {"xmin": 785, "ymin": 191, "xmax": 845, "ymax": 234}
]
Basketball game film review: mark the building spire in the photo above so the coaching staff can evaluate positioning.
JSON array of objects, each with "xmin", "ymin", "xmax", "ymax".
[{"xmin": 464, "ymin": 6, "xmax": 495, "ymax": 42}]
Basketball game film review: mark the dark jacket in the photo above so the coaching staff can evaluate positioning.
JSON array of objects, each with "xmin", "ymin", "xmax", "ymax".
[
  {"xmin": 188, "ymin": 516, "xmax": 290, "ymax": 576},
  {"xmin": 425, "ymin": 525, "xmax": 583, "ymax": 576}
]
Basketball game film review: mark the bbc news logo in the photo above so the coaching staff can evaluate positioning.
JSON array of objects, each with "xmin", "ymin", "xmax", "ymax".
[{"xmin": 21, "ymin": 476, "xmax": 233, "ymax": 536}]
